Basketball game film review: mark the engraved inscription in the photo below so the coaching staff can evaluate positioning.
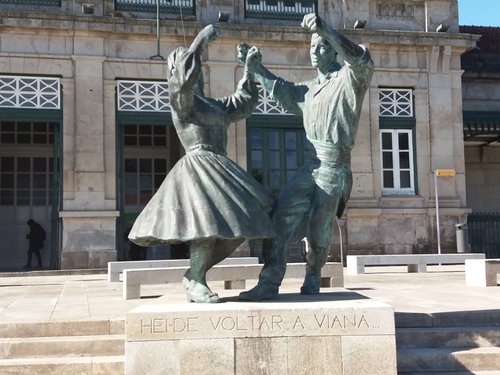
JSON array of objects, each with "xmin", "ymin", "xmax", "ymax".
[
  {"xmin": 314, "ymin": 314, "xmax": 369, "ymax": 329},
  {"xmin": 140, "ymin": 317, "xmax": 199, "ymax": 334},
  {"xmin": 139, "ymin": 313, "xmax": 372, "ymax": 336}
]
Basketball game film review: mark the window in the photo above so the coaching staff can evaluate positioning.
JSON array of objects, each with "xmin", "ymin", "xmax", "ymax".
[
  {"xmin": 0, "ymin": 156, "xmax": 53, "ymax": 206},
  {"xmin": 123, "ymin": 157, "xmax": 167, "ymax": 208},
  {"xmin": 379, "ymin": 88, "xmax": 416, "ymax": 195},
  {"xmin": 0, "ymin": 120, "xmax": 55, "ymax": 145},
  {"xmin": 248, "ymin": 122, "xmax": 314, "ymax": 198},
  {"xmin": 380, "ymin": 130, "xmax": 415, "ymax": 194},
  {"xmin": 114, "ymin": 0, "xmax": 195, "ymax": 15},
  {"xmin": 244, "ymin": 0, "xmax": 317, "ymax": 20},
  {"xmin": 120, "ymin": 123, "xmax": 181, "ymax": 213}
]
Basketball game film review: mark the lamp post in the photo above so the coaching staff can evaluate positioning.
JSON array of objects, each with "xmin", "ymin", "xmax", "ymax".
[{"xmin": 434, "ymin": 168, "xmax": 456, "ymax": 255}]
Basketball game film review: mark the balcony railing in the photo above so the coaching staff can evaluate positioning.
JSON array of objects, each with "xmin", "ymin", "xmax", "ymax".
[
  {"xmin": 115, "ymin": 0, "xmax": 195, "ymax": 15},
  {"xmin": 2, "ymin": 0, "xmax": 61, "ymax": 5},
  {"xmin": 245, "ymin": 0, "xmax": 317, "ymax": 20}
]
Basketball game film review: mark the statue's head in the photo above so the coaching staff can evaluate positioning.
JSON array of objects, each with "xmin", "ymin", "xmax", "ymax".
[{"xmin": 310, "ymin": 33, "xmax": 339, "ymax": 73}]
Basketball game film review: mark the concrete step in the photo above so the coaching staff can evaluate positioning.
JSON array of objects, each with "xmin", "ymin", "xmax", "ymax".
[
  {"xmin": 0, "ymin": 355, "xmax": 124, "ymax": 375},
  {"xmin": 0, "ymin": 320, "xmax": 124, "ymax": 338},
  {"xmin": 0, "ymin": 269, "xmax": 107, "ymax": 277},
  {"xmin": 0, "ymin": 334, "xmax": 124, "ymax": 359},
  {"xmin": 397, "ymin": 326, "xmax": 500, "ymax": 348},
  {"xmin": 396, "ymin": 311, "xmax": 500, "ymax": 328},
  {"xmin": 399, "ymin": 372, "xmax": 500, "ymax": 375},
  {"xmin": 397, "ymin": 347, "xmax": 500, "ymax": 373}
]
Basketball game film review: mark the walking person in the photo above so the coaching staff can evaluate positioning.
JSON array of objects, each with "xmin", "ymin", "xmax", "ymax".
[{"xmin": 24, "ymin": 219, "xmax": 45, "ymax": 269}]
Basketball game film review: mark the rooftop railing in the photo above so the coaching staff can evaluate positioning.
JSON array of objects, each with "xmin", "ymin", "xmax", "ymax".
[
  {"xmin": 245, "ymin": 0, "xmax": 317, "ymax": 20},
  {"xmin": 115, "ymin": 0, "xmax": 195, "ymax": 15},
  {"xmin": 2, "ymin": 0, "xmax": 61, "ymax": 5}
]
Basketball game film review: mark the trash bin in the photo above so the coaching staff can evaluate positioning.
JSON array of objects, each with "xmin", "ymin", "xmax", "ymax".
[{"xmin": 455, "ymin": 223, "xmax": 469, "ymax": 253}]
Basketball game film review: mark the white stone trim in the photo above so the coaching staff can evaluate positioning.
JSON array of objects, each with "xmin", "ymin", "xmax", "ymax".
[{"xmin": 0, "ymin": 75, "xmax": 60, "ymax": 109}]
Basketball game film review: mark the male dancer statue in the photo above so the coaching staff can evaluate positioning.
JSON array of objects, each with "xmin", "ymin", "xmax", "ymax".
[{"xmin": 240, "ymin": 13, "xmax": 374, "ymax": 300}]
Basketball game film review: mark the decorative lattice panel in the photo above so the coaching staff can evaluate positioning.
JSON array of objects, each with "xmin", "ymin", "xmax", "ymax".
[
  {"xmin": 253, "ymin": 87, "xmax": 291, "ymax": 115},
  {"xmin": 0, "ymin": 76, "xmax": 60, "ymax": 110},
  {"xmin": 117, "ymin": 80, "xmax": 170, "ymax": 112},
  {"xmin": 379, "ymin": 88, "xmax": 413, "ymax": 117}
]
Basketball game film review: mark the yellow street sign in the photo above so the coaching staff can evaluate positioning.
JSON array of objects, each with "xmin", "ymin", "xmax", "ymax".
[{"xmin": 435, "ymin": 169, "xmax": 456, "ymax": 177}]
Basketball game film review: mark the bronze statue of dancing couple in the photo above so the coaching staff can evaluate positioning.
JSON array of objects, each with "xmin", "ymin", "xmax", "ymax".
[{"xmin": 129, "ymin": 14, "xmax": 374, "ymax": 303}]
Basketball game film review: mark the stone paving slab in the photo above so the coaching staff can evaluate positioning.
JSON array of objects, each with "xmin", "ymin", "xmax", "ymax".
[{"xmin": 0, "ymin": 265, "xmax": 498, "ymax": 325}]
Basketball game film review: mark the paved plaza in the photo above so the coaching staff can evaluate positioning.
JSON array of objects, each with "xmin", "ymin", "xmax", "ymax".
[{"xmin": 0, "ymin": 265, "xmax": 499, "ymax": 325}]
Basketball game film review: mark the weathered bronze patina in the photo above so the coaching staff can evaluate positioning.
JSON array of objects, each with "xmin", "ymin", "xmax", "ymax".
[
  {"xmin": 129, "ymin": 25, "xmax": 274, "ymax": 303},
  {"xmin": 240, "ymin": 14, "xmax": 374, "ymax": 301}
]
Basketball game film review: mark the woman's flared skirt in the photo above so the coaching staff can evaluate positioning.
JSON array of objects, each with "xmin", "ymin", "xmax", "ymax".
[{"xmin": 129, "ymin": 151, "xmax": 275, "ymax": 246}]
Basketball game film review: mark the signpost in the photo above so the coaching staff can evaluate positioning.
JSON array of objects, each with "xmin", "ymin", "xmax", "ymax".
[{"xmin": 434, "ymin": 168, "xmax": 456, "ymax": 255}]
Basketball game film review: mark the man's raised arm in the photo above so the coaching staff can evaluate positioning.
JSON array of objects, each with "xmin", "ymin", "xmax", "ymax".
[{"xmin": 301, "ymin": 13, "xmax": 366, "ymax": 65}]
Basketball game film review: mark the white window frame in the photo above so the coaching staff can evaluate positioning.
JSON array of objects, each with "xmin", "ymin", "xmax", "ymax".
[{"xmin": 380, "ymin": 129, "xmax": 415, "ymax": 195}]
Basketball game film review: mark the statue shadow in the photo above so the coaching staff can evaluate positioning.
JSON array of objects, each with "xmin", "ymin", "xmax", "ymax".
[{"xmin": 220, "ymin": 290, "xmax": 370, "ymax": 304}]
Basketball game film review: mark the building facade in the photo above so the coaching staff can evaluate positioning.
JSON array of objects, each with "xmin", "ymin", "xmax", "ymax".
[
  {"xmin": 0, "ymin": 0, "xmax": 479, "ymax": 269},
  {"xmin": 461, "ymin": 26, "xmax": 500, "ymax": 212}
]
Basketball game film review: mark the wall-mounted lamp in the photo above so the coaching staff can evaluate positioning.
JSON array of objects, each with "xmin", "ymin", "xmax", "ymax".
[
  {"xmin": 436, "ymin": 23, "xmax": 449, "ymax": 32},
  {"xmin": 82, "ymin": 3, "xmax": 95, "ymax": 15},
  {"xmin": 218, "ymin": 11, "xmax": 230, "ymax": 23},
  {"xmin": 353, "ymin": 20, "xmax": 367, "ymax": 29}
]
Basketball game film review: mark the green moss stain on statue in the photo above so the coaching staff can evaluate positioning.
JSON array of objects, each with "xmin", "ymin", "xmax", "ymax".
[
  {"xmin": 240, "ymin": 14, "xmax": 374, "ymax": 301},
  {"xmin": 129, "ymin": 25, "xmax": 274, "ymax": 303}
]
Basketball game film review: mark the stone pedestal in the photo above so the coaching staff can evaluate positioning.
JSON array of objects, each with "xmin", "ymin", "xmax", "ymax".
[{"xmin": 126, "ymin": 297, "xmax": 397, "ymax": 375}]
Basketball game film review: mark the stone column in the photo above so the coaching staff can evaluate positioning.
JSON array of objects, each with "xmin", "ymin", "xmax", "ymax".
[{"xmin": 60, "ymin": 51, "xmax": 118, "ymax": 269}]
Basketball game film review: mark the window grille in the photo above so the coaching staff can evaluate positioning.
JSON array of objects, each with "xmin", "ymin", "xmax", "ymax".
[
  {"xmin": 253, "ymin": 87, "xmax": 291, "ymax": 115},
  {"xmin": 0, "ymin": 76, "xmax": 60, "ymax": 110},
  {"xmin": 114, "ymin": 0, "xmax": 195, "ymax": 15},
  {"xmin": 245, "ymin": 0, "xmax": 317, "ymax": 20},
  {"xmin": 117, "ymin": 81, "xmax": 170, "ymax": 112},
  {"xmin": 2, "ymin": 0, "xmax": 60, "ymax": 6},
  {"xmin": 379, "ymin": 88, "xmax": 413, "ymax": 117}
]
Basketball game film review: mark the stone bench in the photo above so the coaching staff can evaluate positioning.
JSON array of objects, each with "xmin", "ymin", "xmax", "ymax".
[
  {"xmin": 123, "ymin": 262, "xmax": 344, "ymax": 300},
  {"xmin": 465, "ymin": 258, "xmax": 500, "ymax": 287},
  {"xmin": 346, "ymin": 253, "xmax": 485, "ymax": 275},
  {"xmin": 108, "ymin": 257, "xmax": 259, "ymax": 282}
]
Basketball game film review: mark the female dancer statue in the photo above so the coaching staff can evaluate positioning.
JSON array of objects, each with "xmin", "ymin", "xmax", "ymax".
[{"xmin": 129, "ymin": 25, "xmax": 274, "ymax": 303}]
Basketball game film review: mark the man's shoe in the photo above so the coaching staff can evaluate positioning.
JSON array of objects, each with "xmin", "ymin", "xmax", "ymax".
[
  {"xmin": 23, "ymin": 265, "xmax": 31, "ymax": 269},
  {"xmin": 239, "ymin": 283, "xmax": 279, "ymax": 301}
]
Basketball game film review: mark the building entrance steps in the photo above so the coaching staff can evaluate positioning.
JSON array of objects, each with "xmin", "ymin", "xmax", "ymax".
[{"xmin": 0, "ymin": 265, "xmax": 499, "ymax": 374}]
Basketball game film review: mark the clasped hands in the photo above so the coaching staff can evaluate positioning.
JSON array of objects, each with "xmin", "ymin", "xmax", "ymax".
[{"xmin": 236, "ymin": 13, "xmax": 323, "ymax": 72}]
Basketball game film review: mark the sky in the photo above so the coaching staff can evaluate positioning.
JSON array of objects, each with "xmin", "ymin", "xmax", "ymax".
[{"xmin": 458, "ymin": 0, "xmax": 500, "ymax": 27}]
